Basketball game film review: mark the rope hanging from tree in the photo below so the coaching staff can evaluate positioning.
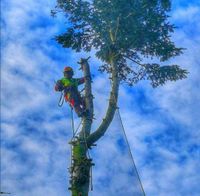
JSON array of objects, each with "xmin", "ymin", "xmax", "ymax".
[
  {"xmin": 108, "ymin": 73, "xmax": 146, "ymax": 196},
  {"xmin": 65, "ymin": 71, "xmax": 144, "ymax": 195},
  {"xmin": 56, "ymin": 58, "xmax": 144, "ymax": 194},
  {"xmin": 56, "ymin": 71, "xmax": 94, "ymax": 192},
  {"xmin": 116, "ymin": 108, "xmax": 146, "ymax": 196},
  {"xmin": 70, "ymin": 107, "xmax": 93, "ymax": 192}
]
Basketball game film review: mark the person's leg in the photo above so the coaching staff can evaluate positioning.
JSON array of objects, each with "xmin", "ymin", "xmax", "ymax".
[
  {"xmin": 70, "ymin": 91, "xmax": 86, "ymax": 117},
  {"xmin": 65, "ymin": 94, "xmax": 75, "ymax": 108},
  {"xmin": 74, "ymin": 104, "xmax": 84, "ymax": 117}
]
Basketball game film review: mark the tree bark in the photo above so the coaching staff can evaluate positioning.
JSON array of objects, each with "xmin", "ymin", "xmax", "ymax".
[
  {"xmin": 87, "ymin": 27, "xmax": 120, "ymax": 147},
  {"xmin": 87, "ymin": 57, "xmax": 119, "ymax": 147},
  {"xmin": 69, "ymin": 58, "xmax": 94, "ymax": 196},
  {"xmin": 69, "ymin": 55, "xmax": 120, "ymax": 196},
  {"xmin": 79, "ymin": 57, "xmax": 94, "ymax": 138}
]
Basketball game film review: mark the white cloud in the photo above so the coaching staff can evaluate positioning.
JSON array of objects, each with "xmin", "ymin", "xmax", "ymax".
[
  {"xmin": 172, "ymin": 6, "xmax": 200, "ymax": 22},
  {"xmin": 1, "ymin": 0, "xmax": 200, "ymax": 196}
]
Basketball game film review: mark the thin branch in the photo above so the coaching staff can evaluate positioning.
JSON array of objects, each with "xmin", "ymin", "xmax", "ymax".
[
  {"xmin": 123, "ymin": 55, "xmax": 145, "ymax": 67},
  {"xmin": 114, "ymin": 16, "xmax": 120, "ymax": 41}
]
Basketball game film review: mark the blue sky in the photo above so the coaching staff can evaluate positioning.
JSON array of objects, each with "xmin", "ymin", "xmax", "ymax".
[{"xmin": 1, "ymin": 0, "xmax": 200, "ymax": 196}]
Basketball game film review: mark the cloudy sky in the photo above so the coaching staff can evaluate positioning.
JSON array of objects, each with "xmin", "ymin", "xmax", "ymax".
[{"xmin": 1, "ymin": 0, "xmax": 200, "ymax": 196}]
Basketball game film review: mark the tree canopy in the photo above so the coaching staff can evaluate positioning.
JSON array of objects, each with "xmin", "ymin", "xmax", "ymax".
[
  {"xmin": 53, "ymin": 0, "xmax": 187, "ymax": 86},
  {"xmin": 52, "ymin": 1, "xmax": 188, "ymax": 195}
]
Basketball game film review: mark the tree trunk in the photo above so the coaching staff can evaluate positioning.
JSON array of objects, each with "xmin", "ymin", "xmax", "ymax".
[
  {"xmin": 69, "ymin": 55, "xmax": 119, "ymax": 196},
  {"xmin": 69, "ymin": 139, "xmax": 91, "ymax": 196},
  {"xmin": 69, "ymin": 58, "xmax": 94, "ymax": 196},
  {"xmin": 87, "ymin": 57, "xmax": 119, "ymax": 147}
]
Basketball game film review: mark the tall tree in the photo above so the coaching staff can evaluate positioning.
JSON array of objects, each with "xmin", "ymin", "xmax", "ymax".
[{"xmin": 52, "ymin": 0, "xmax": 187, "ymax": 195}]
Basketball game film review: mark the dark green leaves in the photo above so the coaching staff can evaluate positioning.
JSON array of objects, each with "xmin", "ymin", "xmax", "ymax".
[
  {"xmin": 99, "ymin": 62, "xmax": 188, "ymax": 87},
  {"xmin": 56, "ymin": 28, "xmax": 92, "ymax": 52},
  {"xmin": 54, "ymin": 0, "xmax": 188, "ymax": 87},
  {"xmin": 144, "ymin": 64, "xmax": 188, "ymax": 87},
  {"xmin": 54, "ymin": 0, "xmax": 182, "ymax": 60}
]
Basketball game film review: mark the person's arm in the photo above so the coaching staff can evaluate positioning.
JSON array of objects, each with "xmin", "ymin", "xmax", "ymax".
[
  {"xmin": 77, "ymin": 77, "xmax": 85, "ymax": 85},
  {"xmin": 77, "ymin": 75, "xmax": 92, "ymax": 85},
  {"xmin": 55, "ymin": 80, "xmax": 64, "ymax": 91}
]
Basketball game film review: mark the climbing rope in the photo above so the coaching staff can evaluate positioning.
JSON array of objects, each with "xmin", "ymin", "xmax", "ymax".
[
  {"xmin": 116, "ymin": 109, "xmax": 146, "ymax": 196},
  {"xmin": 70, "ymin": 107, "xmax": 84, "ymax": 139},
  {"xmin": 69, "ymin": 99, "xmax": 93, "ymax": 190},
  {"xmin": 108, "ymin": 73, "xmax": 146, "ymax": 196},
  {"xmin": 56, "ymin": 72, "xmax": 93, "ymax": 192},
  {"xmin": 70, "ymin": 107, "xmax": 75, "ymax": 137},
  {"xmin": 83, "ymin": 127, "xmax": 93, "ymax": 191},
  {"xmin": 69, "ymin": 107, "xmax": 81, "ymax": 172},
  {"xmin": 70, "ymin": 107, "xmax": 74, "ymax": 168},
  {"xmin": 69, "ymin": 107, "xmax": 93, "ymax": 191},
  {"xmin": 69, "ymin": 108, "xmax": 83, "ymax": 166}
]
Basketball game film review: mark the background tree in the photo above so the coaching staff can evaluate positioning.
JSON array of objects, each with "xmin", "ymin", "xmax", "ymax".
[{"xmin": 52, "ymin": 0, "xmax": 188, "ymax": 195}]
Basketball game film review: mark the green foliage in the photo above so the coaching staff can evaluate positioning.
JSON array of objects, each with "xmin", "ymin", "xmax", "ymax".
[
  {"xmin": 143, "ymin": 64, "xmax": 188, "ymax": 87},
  {"xmin": 99, "ymin": 62, "xmax": 188, "ymax": 87},
  {"xmin": 54, "ymin": 0, "xmax": 187, "ymax": 87}
]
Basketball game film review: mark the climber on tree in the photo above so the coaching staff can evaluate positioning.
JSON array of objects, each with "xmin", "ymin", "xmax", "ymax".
[{"xmin": 55, "ymin": 66, "xmax": 86, "ymax": 117}]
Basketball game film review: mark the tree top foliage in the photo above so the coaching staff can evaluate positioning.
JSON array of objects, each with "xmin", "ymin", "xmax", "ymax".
[{"xmin": 53, "ymin": 0, "xmax": 188, "ymax": 87}]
